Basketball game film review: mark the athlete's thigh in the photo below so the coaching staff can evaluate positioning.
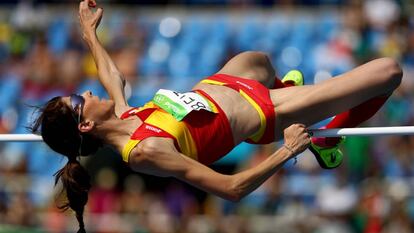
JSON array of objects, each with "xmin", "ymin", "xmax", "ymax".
[
  {"xmin": 216, "ymin": 51, "xmax": 275, "ymax": 88},
  {"xmin": 271, "ymin": 58, "xmax": 402, "ymax": 129}
]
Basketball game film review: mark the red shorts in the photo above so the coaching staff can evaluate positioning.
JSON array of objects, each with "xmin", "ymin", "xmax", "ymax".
[{"xmin": 200, "ymin": 74, "xmax": 275, "ymax": 144}]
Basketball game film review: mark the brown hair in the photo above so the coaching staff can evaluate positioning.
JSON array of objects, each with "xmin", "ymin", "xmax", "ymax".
[{"xmin": 31, "ymin": 96, "xmax": 103, "ymax": 233}]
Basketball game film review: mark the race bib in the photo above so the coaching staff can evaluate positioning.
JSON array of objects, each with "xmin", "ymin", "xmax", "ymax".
[{"xmin": 152, "ymin": 89, "xmax": 215, "ymax": 121}]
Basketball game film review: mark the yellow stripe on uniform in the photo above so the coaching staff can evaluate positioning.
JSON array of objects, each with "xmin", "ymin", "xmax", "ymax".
[
  {"xmin": 145, "ymin": 110, "xmax": 198, "ymax": 160},
  {"xmin": 239, "ymin": 90, "xmax": 267, "ymax": 143},
  {"xmin": 122, "ymin": 139, "xmax": 140, "ymax": 162},
  {"xmin": 200, "ymin": 79, "xmax": 226, "ymax": 86},
  {"xmin": 197, "ymin": 80, "xmax": 223, "ymax": 113},
  {"xmin": 194, "ymin": 90, "xmax": 219, "ymax": 113},
  {"xmin": 206, "ymin": 98, "xmax": 218, "ymax": 113}
]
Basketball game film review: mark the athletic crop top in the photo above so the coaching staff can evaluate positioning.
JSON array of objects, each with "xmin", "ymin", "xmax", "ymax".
[{"xmin": 121, "ymin": 90, "xmax": 235, "ymax": 165}]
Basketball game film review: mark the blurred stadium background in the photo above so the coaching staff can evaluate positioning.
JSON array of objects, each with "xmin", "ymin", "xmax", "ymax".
[{"xmin": 0, "ymin": 0, "xmax": 414, "ymax": 232}]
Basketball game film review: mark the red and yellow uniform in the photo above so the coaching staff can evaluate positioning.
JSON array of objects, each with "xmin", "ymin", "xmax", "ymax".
[
  {"xmin": 121, "ymin": 89, "xmax": 234, "ymax": 165},
  {"xmin": 121, "ymin": 74, "xmax": 275, "ymax": 165}
]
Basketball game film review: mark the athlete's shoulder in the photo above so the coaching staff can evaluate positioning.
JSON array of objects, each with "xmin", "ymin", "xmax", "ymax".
[
  {"xmin": 128, "ymin": 138, "xmax": 154, "ymax": 166},
  {"xmin": 133, "ymin": 137, "xmax": 174, "ymax": 157},
  {"xmin": 128, "ymin": 137, "xmax": 179, "ymax": 177}
]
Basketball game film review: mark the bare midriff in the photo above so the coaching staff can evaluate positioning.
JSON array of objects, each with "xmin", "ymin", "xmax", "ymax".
[{"xmin": 192, "ymin": 82, "xmax": 261, "ymax": 145}]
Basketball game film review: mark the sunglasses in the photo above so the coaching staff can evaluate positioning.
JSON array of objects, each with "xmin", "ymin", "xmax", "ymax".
[
  {"xmin": 70, "ymin": 94, "xmax": 85, "ymax": 155},
  {"xmin": 70, "ymin": 94, "xmax": 85, "ymax": 124}
]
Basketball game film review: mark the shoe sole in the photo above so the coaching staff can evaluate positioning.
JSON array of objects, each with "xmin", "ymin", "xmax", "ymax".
[{"xmin": 309, "ymin": 145, "xmax": 341, "ymax": 169}]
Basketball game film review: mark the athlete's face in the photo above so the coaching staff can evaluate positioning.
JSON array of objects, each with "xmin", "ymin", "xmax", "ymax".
[{"xmin": 62, "ymin": 90, "xmax": 115, "ymax": 125}]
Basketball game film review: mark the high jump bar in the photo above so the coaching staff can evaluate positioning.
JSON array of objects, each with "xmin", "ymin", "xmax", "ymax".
[
  {"xmin": 0, "ymin": 126, "xmax": 413, "ymax": 142},
  {"xmin": 310, "ymin": 126, "xmax": 414, "ymax": 137}
]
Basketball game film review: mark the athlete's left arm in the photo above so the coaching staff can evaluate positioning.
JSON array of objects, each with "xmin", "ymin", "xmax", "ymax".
[
  {"xmin": 133, "ymin": 141, "xmax": 294, "ymax": 202},
  {"xmin": 130, "ymin": 124, "xmax": 310, "ymax": 201}
]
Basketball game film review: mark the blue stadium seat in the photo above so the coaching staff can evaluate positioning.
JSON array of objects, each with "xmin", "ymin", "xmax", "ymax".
[
  {"xmin": 290, "ymin": 18, "xmax": 315, "ymax": 52},
  {"xmin": 47, "ymin": 18, "xmax": 69, "ymax": 54},
  {"xmin": 267, "ymin": 15, "xmax": 291, "ymax": 42},
  {"xmin": 107, "ymin": 11, "xmax": 125, "ymax": 36},
  {"xmin": 76, "ymin": 78, "xmax": 107, "ymax": 98},
  {"xmin": 129, "ymin": 79, "xmax": 160, "ymax": 107},
  {"xmin": 236, "ymin": 16, "xmax": 263, "ymax": 51},
  {"xmin": 316, "ymin": 13, "xmax": 340, "ymax": 42},
  {"xmin": 0, "ymin": 74, "xmax": 22, "ymax": 114},
  {"xmin": 29, "ymin": 174, "xmax": 59, "ymax": 207},
  {"xmin": 210, "ymin": 15, "xmax": 230, "ymax": 43},
  {"xmin": 168, "ymin": 50, "xmax": 191, "ymax": 79},
  {"xmin": 196, "ymin": 41, "xmax": 225, "ymax": 77},
  {"xmin": 27, "ymin": 143, "xmax": 65, "ymax": 176},
  {"xmin": 176, "ymin": 17, "xmax": 207, "ymax": 61},
  {"xmin": 14, "ymin": 104, "xmax": 36, "ymax": 134},
  {"xmin": 215, "ymin": 143, "xmax": 256, "ymax": 165}
]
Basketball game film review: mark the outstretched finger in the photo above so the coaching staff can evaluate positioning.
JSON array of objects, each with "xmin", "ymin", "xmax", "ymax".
[
  {"xmin": 80, "ymin": 0, "xmax": 95, "ymax": 8},
  {"xmin": 79, "ymin": 0, "xmax": 88, "ymax": 10},
  {"xmin": 88, "ymin": 0, "xmax": 97, "ymax": 7},
  {"xmin": 96, "ymin": 7, "xmax": 103, "ymax": 18},
  {"xmin": 95, "ymin": 7, "xmax": 104, "ymax": 24}
]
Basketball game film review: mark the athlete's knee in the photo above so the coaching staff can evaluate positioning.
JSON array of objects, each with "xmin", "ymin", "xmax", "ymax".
[
  {"xmin": 237, "ymin": 51, "xmax": 270, "ymax": 64},
  {"xmin": 378, "ymin": 57, "xmax": 403, "ymax": 90},
  {"xmin": 238, "ymin": 51, "xmax": 269, "ymax": 61},
  {"xmin": 243, "ymin": 51, "xmax": 275, "ymax": 79}
]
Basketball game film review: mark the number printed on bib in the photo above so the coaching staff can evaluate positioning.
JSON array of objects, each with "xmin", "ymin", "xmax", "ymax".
[{"xmin": 152, "ymin": 89, "xmax": 215, "ymax": 121}]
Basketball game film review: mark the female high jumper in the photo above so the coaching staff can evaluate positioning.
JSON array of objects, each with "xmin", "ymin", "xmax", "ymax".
[{"xmin": 31, "ymin": 0, "xmax": 402, "ymax": 232}]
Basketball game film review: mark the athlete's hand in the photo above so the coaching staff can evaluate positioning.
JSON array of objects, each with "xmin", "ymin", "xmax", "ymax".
[
  {"xmin": 283, "ymin": 124, "xmax": 311, "ymax": 156},
  {"xmin": 79, "ymin": 0, "xmax": 103, "ymax": 42}
]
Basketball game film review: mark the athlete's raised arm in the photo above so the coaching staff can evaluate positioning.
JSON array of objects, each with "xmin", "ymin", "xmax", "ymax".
[
  {"xmin": 78, "ymin": 0, "xmax": 129, "ymax": 116},
  {"xmin": 129, "ymin": 124, "xmax": 310, "ymax": 201}
]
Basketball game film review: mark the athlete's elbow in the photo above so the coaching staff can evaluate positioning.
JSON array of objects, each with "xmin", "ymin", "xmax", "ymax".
[
  {"xmin": 224, "ymin": 190, "xmax": 243, "ymax": 202},
  {"xmin": 226, "ymin": 189, "xmax": 249, "ymax": 202},
  {"xmin": 228, "ymin": 195, "xmax": 242, "ymax": 203},
  {"xmin": 225, "ymin": 180, "xmax": 247, "ymax": 202}
]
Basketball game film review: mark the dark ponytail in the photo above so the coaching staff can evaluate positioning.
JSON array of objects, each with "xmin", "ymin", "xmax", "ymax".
[
  {"xmin": 30, "ymin": 96, "xmax": 103, "ymax": 233},
  {"xmin": 54, "ymin": 157, "xmax": 90, "ymax": 233}
]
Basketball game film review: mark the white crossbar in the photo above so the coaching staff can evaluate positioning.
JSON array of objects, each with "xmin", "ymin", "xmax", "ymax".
[
  {"xmin": 0, "ymin": 134, "xmax": 43, "ymax": 142},
  {"xmin": 0, "ymin": 126, "xmax": 413, "ymax": 142},
  {"xmin": 310, "ymin": 126, "xmax": 414, "ymax": 137}
]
